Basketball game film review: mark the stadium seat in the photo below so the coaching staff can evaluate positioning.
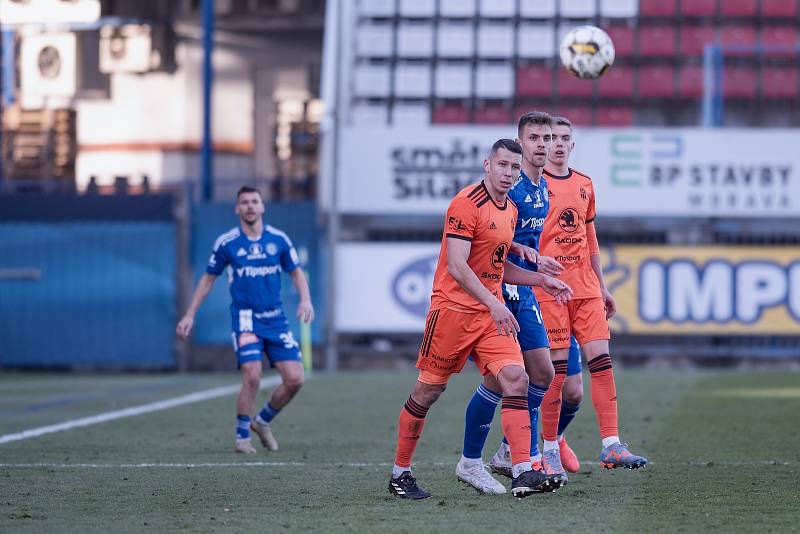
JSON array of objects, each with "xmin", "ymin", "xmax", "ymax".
[
  {"xmin": 437, "ymin": 23, "xmax": 474, "ymax": 58},
  {"xmin": 559, "ymin": 0, "xmax": 596, "ymax": 18},
  {"xmin": 721, "ymin": 25, "xmax": 757, "ymax": 57},
  {"xmin": 678, "ymin": 65, "xmax": 704, "ymax": 99},
  {"xmin": 638, "ymin": 65, "xmax": 676, "ymax": 98},
  {"xmin": 598, "ymin": 0, "xmax": 638, "ymax": 18},
  {"xmin": 519, "ymin": 0, "xmax": 557, "ymax": 18},
  {"xmin": 680, "ymin": 25, "xmax": 718, "ymax": 57},
  {"xmin": 554, "ymin": 105, "xmax": 593, "ymax": 125},
  {"xmin": 517, "ymin": 23, "xmax": 556, "ymax": 58},
  {"xmin": 356, "ymin": 24, "xmax": 393, "ymax": 58},
  {"xmin": 596, "ymin": 106, "xmax": 634, "ymax": 126},
  {"xmin": 762, "ymin": 26, "xmax": 797, "ymax": 58},
  {"xmin": 432, "ymin": 104, "xmax": 470, "ymax": 123},
  {"xmin": 351, "ymin": 103, "xmax": 390, "ymax": 125},
  {"xmin": 516, "ymin": 65, "xmax": 554, "ymax": 97},
  {"xmin": 439, "ymin": 0, "xmax": 477, "ymax": 18},
  {"xmin": 434, "ymin": 64, "xmax": 473, "ymax": 98},
  {"xmin": 719, "ymin": 0, "xmax": 757, "ymax": 17},
  {"xmin": 639, "ymin": 0, "xmax": 676, "ymax": 17},
  {"xmin": 475, "ymin": 63, "xmax": 514, "ymax": 98},
  {"xmin": 474, "ymin": 105, "xmax": 511, "ymax": 124},
  {"xmin": 393, "ymin": 102, "xmax": 431, "ymax": 125},
  {"xmin": 478, "ymin": 23, "xmax": 515, "ymax": 58},
  {"xmin": 558, "ymin": 69, "xmax": 594, "ymax": 97},
  {"xmin": 761, "ymin": 0, "xmax": 798, "ymax": 18},
  {"xmin": 354, "ymin": 64, "xmax": 391, "ymax": 97},
  {"xmin": 399, "ymin": 0, "xmax": 435, "ymax": 17},
  {"xmin": 597, "ymin": 65, "xmax": 634, "ymax": 98},
  {"xmin": 680, "ymin": 0, "xmax": 716, "ymax": 17},
  {"xmin": 479, "ymin": 0, "xmax": 516, "ymax": 18},
  {"xmin": 358, "ymin": 0, "xmax": 395, "ymax": 17},
  {"xmin": 605, "ymin": 25, "xmax": 635, "ymax": 57},
  {"xmin": 761, "ymin": 66, "xmax": 798, "ymax": 100},
  {"xmin": 397, "ymin": 23, "xmax": 434, "ymax": 57},
  {"xmin": 639, "ymin": 25, "xmax": 677, "ymax": 57},
  {"xmin": 723, "ymin": 66, "xmax": 757, "ymax": 99},
  {"xmin": 393, "ymin": 64, "xmax": 432, "ymax": 98}
]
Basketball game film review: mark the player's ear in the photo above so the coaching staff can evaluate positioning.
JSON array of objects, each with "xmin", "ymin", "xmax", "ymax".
[{"xmin": 483, "ymin": 158, "xmax": 490, "ymax": 174}]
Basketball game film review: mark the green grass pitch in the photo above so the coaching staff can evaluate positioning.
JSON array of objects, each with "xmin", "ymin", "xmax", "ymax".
[{"xmin": 1, "ymin": 369, "xmax": 799, "ymax": 533}]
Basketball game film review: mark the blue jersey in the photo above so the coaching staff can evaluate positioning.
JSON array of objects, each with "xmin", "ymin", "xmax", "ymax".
[
  {"xmin": 503, "ymin": 170, "xmax": 549, "ymax": 301},
  {"xmin": 206, "ymin": 224, "xmax": 301, "ymax": 322}
]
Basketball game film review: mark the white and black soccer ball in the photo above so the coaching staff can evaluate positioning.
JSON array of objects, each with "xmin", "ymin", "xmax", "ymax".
[{"xmin": 559, "ymin": 25, "xmax": 615, "ymax": 80}]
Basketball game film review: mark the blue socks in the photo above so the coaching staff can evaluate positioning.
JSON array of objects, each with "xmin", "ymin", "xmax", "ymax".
[
  {"xmin": 558, "ymin": 400, "xmax": 581, "ymax": 437},
  {"xmin": 462, "ymin": 384, "xmax": 501, "ymax": 459},
  {"xmin": 257, "ymin": 401, "xmax": 281, "ymax": 425},
  {"xmin": 236, "ymin": 414, "xmax": 251, "ymax": 440},
  {"xmin": 526, "ymin": 382, "xmax": 547, "ymax": 457}
]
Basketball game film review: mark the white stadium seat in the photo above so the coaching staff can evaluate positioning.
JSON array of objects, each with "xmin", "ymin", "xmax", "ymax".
[
  {"xmin": 479, "ymin": 0, "xmax": 516, "ymax": 18},
  {"xmin": 520, "ymin": 0, "xmax": 557, "ymax": 18},
  {"xmin": 350, "ymin": 102, "xmax": 389, "ymax": 125},
  {"xmin": 475, "ymin": 62, "xmax": 514, "ymax": 98},
  {"xmin": 399, "ymin": 0, "xmax": 436, "ymax": 18},
  {"xmin": 354, "ymin": 64, "xmax": 391, "ymax": 97},
  {"xmin": 517, "ymin": 23, "xmax": 556, "ymax": 58},
  {"xmin": 437, "ymin": 23, "xmax": 475, "ymax": 58},
  {"xmin": 356, "ymin": 23, "xmax": 393, "ymax": 58},
  {"xmin": 599, "ymin": 0, "xmax": 639, "ymax": 18},
  {"xmin": 358, "ymin": 0, "xmax": 395, "ymax": 17},
  {"xmin": 439, "ymin": 0, "xmax": 477, "ymax": 18},
  {"xmin": 394, "ymin": 63, "xmax": 432, "ymax": 98},
  {"xmin": 478, "ymin": 23, "xmax": 515, "ymax": 58},
  {"xmin": 435, "ymin": 64, "xmax": 473, "ymax": 98},
  {"xmin": 559, "ymin": 0, "xmax": 596, "ymax": 18},
  {"xmin": 397, "ymin": 23, "xmax": 434, "ymax": 57},
  {"xmin": 393, "ymin": 102, "xmax": 431, "ymax": 125}
]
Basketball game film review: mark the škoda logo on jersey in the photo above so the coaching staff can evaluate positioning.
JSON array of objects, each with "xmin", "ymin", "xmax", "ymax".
[{"xmin": 558, "ymin": 208, "xmax": 579, "ymax": 233}]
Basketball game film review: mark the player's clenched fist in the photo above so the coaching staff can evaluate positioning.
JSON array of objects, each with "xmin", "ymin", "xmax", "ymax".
[
  {"xmin": 176, "ymin": 315, "xmax": 194, "ymax": 339},
  {"xmin": 538, "ymin": 275, "xmax": 573, "ymax": 305},
  {"xmin": 489, "ymin": 301, "xmax": 520, "ymax": 338}
]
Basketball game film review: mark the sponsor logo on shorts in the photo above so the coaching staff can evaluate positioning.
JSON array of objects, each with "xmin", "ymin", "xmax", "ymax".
[
  {"xmin": 238, "ymin": 333, "xmax": 259, "ymax": 346},
  {"xmin": 546, "ymin": 327, "xmax": 570, "ymax": 345},
  {"xmin": 427, "ymin": 353, "xmax": 460, "ymax": 372}
]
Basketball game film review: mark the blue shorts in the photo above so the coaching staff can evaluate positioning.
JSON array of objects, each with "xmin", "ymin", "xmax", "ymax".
[
  {"xmin": 505, "ymin": 287, "xmax": 549, "ymax": 352},
  {"xmin": 567, "ymin": 336, "xmax": 582, "ymax": 376},
  {"xmin": 231, "ymin": 309, "xmax": 302, "ymax": 368}
]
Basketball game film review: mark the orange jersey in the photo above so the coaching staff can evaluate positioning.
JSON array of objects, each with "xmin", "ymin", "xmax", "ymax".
[
  {"xmin": 534, "ymin": 167, "xmax": 602, "ymax": 302},
  {"xmin": 430, "ymin": 181, "xmax": 518, "ymax": 313}
]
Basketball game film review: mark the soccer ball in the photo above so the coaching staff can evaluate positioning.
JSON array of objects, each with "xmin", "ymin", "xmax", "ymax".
[{"xmin": 559, "ymin": 25, "xmax": 615, "ymax": 80}]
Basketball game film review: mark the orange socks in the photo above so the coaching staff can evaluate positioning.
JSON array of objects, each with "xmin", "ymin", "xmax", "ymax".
[
  {"xmin": 587, "ymin": 354, "xmax": 619, "ymax": 439},
  {"xmin": 501, "ymin": 396, "xmax": 531, "ymax": 466},
  {"xmin": 393, "ymin": 396, "xmax": 428, "ymax": 468},
  {"xmin": 541, "ymin": 360, "xmax": 568, "ymax": 441}
]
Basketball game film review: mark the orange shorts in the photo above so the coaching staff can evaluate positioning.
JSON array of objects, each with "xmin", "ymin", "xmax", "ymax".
[
  {"xmin": 539, "ymin": 297, "xmax": 610, "ymax": 349},
  {"xmin": 416, "ymin": 307, "xmax": 524, "ymax": 385}
]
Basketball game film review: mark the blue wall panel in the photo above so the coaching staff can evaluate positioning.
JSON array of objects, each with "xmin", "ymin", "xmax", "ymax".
[{"xmin": 0, "ymin": 223, "xmax": 177, "ymax": 368}]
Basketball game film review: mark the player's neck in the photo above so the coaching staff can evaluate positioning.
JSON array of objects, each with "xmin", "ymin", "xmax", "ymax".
[
  {"xmin": 522, "ymin": 163, "xmax": 543, "ymax": 185},
  {"xmin": 546, "ymin": 162, "xmax": 569, "ymax": 176},
  {"xmin": 240, "ymin": 219, "xmax": 263, "ymax": 240},
  {"xmin": 483, "ymin": 180, "xmax": 507, "ymax": 205}
]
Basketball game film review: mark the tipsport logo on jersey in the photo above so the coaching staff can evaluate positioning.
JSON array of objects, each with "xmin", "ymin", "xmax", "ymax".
[{"xmin": 605, "ymin": 246, "xmax": 800, "ymax": 334}]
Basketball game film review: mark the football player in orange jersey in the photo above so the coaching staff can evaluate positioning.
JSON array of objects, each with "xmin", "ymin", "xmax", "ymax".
[
  {"xmin": 388, "ymin": 139, "xmax": 573, "ymax": 500},
  {"xmin": 535, "ymin": 117, "xmax": 648, "ymax": 472}
]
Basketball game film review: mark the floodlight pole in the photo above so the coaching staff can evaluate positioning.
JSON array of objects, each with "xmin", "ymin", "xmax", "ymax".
[{"xmin": 201, "ymin": 0, "xmax": 214, "ymax": 201}]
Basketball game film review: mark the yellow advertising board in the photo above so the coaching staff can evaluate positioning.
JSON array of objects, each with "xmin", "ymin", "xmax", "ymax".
[{"xmin": 604, "ymin": 246, "xmax": 800, "ymax": 335}]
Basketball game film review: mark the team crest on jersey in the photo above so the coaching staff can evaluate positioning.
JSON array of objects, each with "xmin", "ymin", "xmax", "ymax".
[
  {"xmin": 266, "ymin": 243, "xmax": 278, "ymax": 255},
  {"xmin": 580, "ymin": 187, "xmax": 588, "ymax": 201},
  {"xmin": 492, "ymin": 243, "xmax": 508, "ymax": 269},
  {"xmin": 533, "ymin": 190, "xmax": 544, "ymax": 208},
  {"xmin": 248, "ymin": 243, "xmax": 266, "ymax": 259},
  {"xmin": 236, "ymin": 248, "xmax": 247, "ymax": 257}
]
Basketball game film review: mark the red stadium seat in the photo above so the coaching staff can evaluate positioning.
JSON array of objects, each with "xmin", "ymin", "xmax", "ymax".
[
  {"xmin": 723, "ymin": 66, "xmax": 757, "ymax": 99},
  {"xmin": 678, "ymin": 65, "xmax": 704, "ymax": 99},
  {"xmin": 640, "ymin": 0, "xmax": 677, "ymax": 16},
  {"xmin": 605, "ymin": 25, "xmax": 635, "ymax": 58},
  {"xmin": 680, "ymin": 0, "xmax": 716, "ymax": 16},
  {"xmin": 432, "ymin": 104, "xmax": 470, "ymax": 124},
  {"xmin": 762, "ymin": 66, "xmax": 798, "ymax": 99},
  {"xmin": 557, "ymin": 69, "xmax": 595, "ymax": 97},
  {"xmin": 639, "ymin": 25, "xmax": 677, "ymax": 57},
  {"xmin": 598, "ymin": 66, "xmax": 634, "ymax": 98},
  {"xmin": 516, "ymin": 65, "xmax": 554, "ymax": 97},
  {"xmin": 554, "ymin": 105, "xmax": 593, "ymax": 126},
  {"xmin": 721, "ymin": 25, "xmax": 757, "ymax": 57},
  {"xmin": 474, "ymin": 106, "xmax": 511, "ymax": 124},
  {"xmin": 761, "ymin": 0, "xmax": 798, "ymax": 18},
  {"xmin": 596, "ymin": 106, "xmax": 634, "ymax": 126},
  {"xmin": 638, "ymin": 65, "xmax": 676, "ymax": 98},
  {"xmin": 680, "ymin": 25, "xmax": 717, "ymax": 57},
  {"xmin": 720, "ymin": 0, "xmax": 757, "ymax": 17},
  {"xmin": 762, "ymin": 26, "xmax": 797, "ymax": 58}
]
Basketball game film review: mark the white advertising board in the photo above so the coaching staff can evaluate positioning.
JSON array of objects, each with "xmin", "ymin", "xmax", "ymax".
[{"xmin": 336, "ymin": 127, "xmax": 800, "ymax": 217}]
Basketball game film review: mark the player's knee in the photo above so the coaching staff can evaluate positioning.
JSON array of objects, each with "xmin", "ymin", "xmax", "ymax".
[
  {"xmin": 412, "ymin": 382, "xmax": 446, "ymax": 407},
  {"xmin": 283, "ymin": 372, "xmax": 304, "ymax": 393},
  {"xmin": 497, "ymin": 365, "xmax": 529, "ymax": 397},
  {"xmin": 528, "ymin": 364, "xmax": 554, "ymax": 388},
  {"xmin": 242, "ymin": 371, "xmax": 261, "ymax": 392},
  {"xmin": 563, "ymin": 379, "xmax": 584, "ymax": 404}
]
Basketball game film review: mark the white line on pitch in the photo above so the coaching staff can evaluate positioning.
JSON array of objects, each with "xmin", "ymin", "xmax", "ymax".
[{"xmin": 0, "ymin": 376, "xmax": 282, "ymax": 445}]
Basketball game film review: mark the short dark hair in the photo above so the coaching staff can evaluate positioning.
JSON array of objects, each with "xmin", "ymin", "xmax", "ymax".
[
  {"xmin": 491, "ymin": 138, "xmax": 523, "ymax": 156},
  {"xmin": 551, "ymin": 116, "xmax": 573, "ymax": 131},
  {"xmin": 517, "ymin": 111, "xmax": 553, "ymax": 137},
  {"xmin": 236, "ymin": 186, "xmax": 262, "ymax": 199}
]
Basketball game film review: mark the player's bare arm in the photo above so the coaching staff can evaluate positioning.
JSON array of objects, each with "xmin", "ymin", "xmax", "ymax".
[
  {"xmin": 446, "ymin": 237, "xmax": 519, "ymax": 337},
  {"xmin": 509, "ymin": 241, "xmax": 564, "ymax": 277},
  {"xmin": 503, "ymin": 260, "xmax": 573, "ymax": 305},
  {"xmin": 290, "ymin": 268, "xmax": 315, "ymax": 323},
  {"xmin": 510, "ymin": 241, "xmax": 538, "ymax": 264},
  {"xmin": 176, "ymin": 273, "xmax": 217, "ymax": 339}
]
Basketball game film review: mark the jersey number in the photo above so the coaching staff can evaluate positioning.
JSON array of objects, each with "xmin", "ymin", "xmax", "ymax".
[{"xmin": 531, "ymin": 303, "xmax": 542, "ymax": 324}]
